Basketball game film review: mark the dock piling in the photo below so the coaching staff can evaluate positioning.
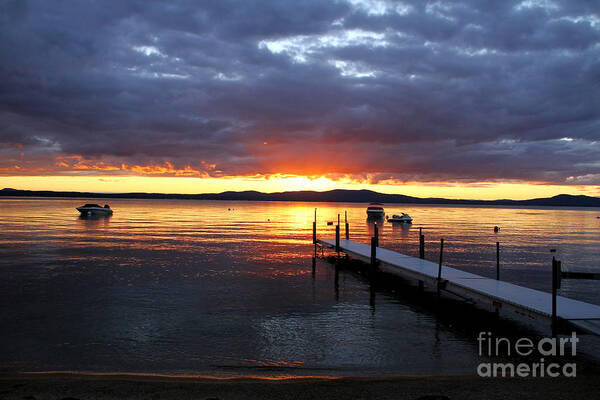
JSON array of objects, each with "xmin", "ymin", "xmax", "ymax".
[
  {"xmin": 437, "ymin": 238, "xmax": 444, "ymax": 296},
  {"xmin": 335, "ymin": 224, "xmax": 340, "ymax": 253},
  {"xmin": 557, "ymin": 260, "xmax": 562, "ymax": 289},
  {"xmin": 370, "ymin": 236, "xmax": 377, "ymax": 273},
  {"xmin": 419, "ymin": 228, "xmax": 425, "ymax": 259},
  {"xmin": 374, "ymin": 224, "xmax": 379, "ymax": 247},
  {"xmin": 345, "ymin": 211, "xmax": 349, "ymax": 240},
  {"xmin": 496, "ymin": 242, "xmax": 500, "ymax": 280},
  {"xmin": 313, "ymin": 208, "xmax": 317, "ymax": 244}
]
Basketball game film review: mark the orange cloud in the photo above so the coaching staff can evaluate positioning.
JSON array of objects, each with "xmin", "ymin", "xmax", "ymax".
[
  {"xmin": 72, "ymin": 161, "xmax": 121, "ymax": 171},
  {"xmin": 53, "ymin": 156, "xmax": 216, "ymax": 178}
]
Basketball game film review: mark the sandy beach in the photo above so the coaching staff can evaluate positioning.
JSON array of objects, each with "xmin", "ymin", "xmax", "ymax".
[{"xmin": 1, "ymin": 372, "xmax": 599, "ymax": 400}]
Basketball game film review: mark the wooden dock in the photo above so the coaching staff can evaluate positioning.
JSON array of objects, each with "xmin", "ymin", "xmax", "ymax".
[{"xmin": 317, "ymin": 237, "xmax": 600, "ymax": 335}]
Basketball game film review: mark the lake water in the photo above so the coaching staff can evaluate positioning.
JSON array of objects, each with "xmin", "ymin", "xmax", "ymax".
[{"xmin": 0, "ymin": 198, "xmax": 599, "ymax": 376}]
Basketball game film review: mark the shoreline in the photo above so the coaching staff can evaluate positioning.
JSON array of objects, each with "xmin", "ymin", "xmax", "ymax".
[{"xmin": 1, "ymin": 371, "xmax": 599, "ymax": 399}]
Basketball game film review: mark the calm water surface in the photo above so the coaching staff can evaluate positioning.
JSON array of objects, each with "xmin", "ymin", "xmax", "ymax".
[{"xmin": 0, "ymin": 198, "xmax": 599, "ymax": 376}]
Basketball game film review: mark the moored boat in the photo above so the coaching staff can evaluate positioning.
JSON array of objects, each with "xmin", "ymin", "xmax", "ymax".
[
  {"xmin": 386, "ymin": 213, "xmax": 412, "ymax": 223},
  {"xmin": 76, "ymin": 203, "xmax": 113, "ymax": 216},
  {"xmin": 366, "ymin": 203, "xmax": 385, "ymax": 218}
]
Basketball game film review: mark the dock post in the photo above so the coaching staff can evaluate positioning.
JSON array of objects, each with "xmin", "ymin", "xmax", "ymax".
[
  {"xmin": 335, "ymin": 224, "xmax": 340, "ymax": 253},
  {"xmin": 496, "ymin": 242, "xmax": 500, "ymax": 280},
  {"xmin": 374, "ymin": 224, "xmax": 379, "ymax": 247},
  {"xmin": 552, "ymin": 257, "xmax": 557, "ymax": 335},
  {"xmin": 419, "ymin": 228, "xmax": 425, "ymax": 259},
  {"xmin": 345, "ymin": 211, "xmax": 349, "ymax": 240},
  {"xmin": 437, "ymin": 238, "xmax": 444, "ymax": 296},
  {"xmin": 370, "ymin": 236, "xmax": 377, "ymax": 273},
  {"xmin": 313, "ymin": 208, "xmax": 317, "ymax": 244}
]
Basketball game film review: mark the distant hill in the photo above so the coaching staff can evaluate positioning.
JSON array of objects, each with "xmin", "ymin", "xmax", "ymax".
[{"xmin": 2, "ymin": 188, "xmax": 600, "ymax": 208}]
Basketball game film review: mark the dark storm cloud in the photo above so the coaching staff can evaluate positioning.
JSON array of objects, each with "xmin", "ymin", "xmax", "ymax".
[{"xmin": 0, "ymin": 0, "xmax": 599, "ymax": 184}]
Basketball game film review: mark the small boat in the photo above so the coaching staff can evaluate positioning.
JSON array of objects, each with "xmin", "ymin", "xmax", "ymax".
[
  {"xmin": 386, "ymin": 213, "xmax": 412, "ymax": 223},
  {"xmin": 366, "ymin": 203, "xmax": 385, "ymax": 218},
  {"xmin": 76, "ymin": 203, "xmax": 113, "ymax": 216}
]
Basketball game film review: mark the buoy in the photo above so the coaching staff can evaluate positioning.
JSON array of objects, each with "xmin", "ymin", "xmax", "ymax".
[{"xmin": 494, "ymin": 226, "xmax": 499, "ymax": 232}]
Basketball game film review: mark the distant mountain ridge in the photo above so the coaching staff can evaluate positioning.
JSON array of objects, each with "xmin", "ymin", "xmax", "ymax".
[{"xmin": 2, "ymin": 188, "xmax": 600, "ymax": 207}]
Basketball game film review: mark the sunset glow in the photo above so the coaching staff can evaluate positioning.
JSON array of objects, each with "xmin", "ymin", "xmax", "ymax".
[{"xmin": 1, "ymin": 175, "xmax": 598, "ymax": 200}]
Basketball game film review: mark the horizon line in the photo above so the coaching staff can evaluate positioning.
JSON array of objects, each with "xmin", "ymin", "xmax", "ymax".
[{"xmin": 2, "ymin": 187, "xmax": 599, "ymax": 205}]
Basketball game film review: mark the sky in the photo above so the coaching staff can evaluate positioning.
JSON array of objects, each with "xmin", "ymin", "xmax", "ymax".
[{"xmin": 0, "ymin": 0, "xmax": 599, "ymax": 199}]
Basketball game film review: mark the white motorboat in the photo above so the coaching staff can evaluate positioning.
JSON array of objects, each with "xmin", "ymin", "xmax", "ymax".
[
  {"xmin": 76, "ymin": 203, "xmax": 113, "ymax": 216},
  {"xmin": 386, "ymin": 213, "xmax": 412, "ymax": 223},
  {"xmin": 366, "ymin": 203, "xmax": 385, "ymax": 218}
]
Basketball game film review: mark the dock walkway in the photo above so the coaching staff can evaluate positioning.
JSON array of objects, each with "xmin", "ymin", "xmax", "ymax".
[{"xmin": 317, "ymin": 238, "xmax": 600, "ymax": 335}]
